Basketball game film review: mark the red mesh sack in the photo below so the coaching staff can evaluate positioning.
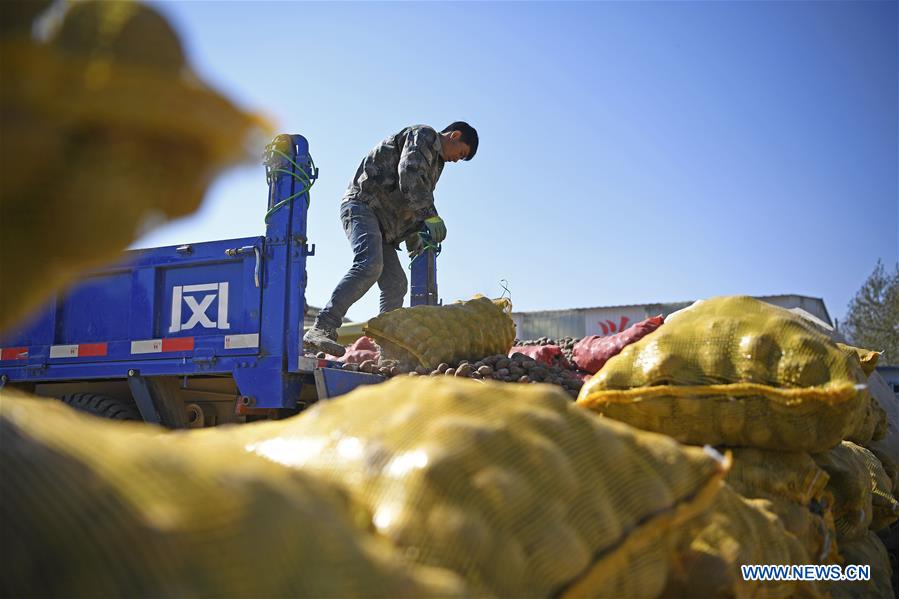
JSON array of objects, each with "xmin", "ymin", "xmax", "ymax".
[
  {"xmin": 573, "ymin": 315, "xmax": 664, "ymax": 374},
  {"xmin": 508, "ymin": 345, "xmax": 571, "ymax": 369},
  {"xmin": 335, "ymin": 336, "xmax": 380, "ymax": 364}
]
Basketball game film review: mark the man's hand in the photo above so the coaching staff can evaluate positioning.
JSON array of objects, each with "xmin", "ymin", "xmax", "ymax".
[
  {"xmin": 424, "ymin": 216, "xmax": 447, "ymax": 243},
  {"xmin": 406, "ymin": 232, "xmax": 424, "ymax": 259}
]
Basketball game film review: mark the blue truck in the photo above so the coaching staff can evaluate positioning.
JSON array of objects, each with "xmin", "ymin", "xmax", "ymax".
[{"xmin": 0, "ymin": 134, "xmax": 439, "ymax": 427}]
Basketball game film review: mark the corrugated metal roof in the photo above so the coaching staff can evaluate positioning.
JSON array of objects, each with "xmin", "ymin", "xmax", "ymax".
[{"xmin": 511, "ymin": 294, "xmax": 826, "ymax": 316}]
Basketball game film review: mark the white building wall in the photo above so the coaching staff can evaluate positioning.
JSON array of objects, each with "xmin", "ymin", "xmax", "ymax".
[
  {"xmin": 512, "ymin": 295, "xmax": 831, "ymax": 341},
  {"xmin": 582, "ymin": 306, "xmax": 654, "ymax": 337}
]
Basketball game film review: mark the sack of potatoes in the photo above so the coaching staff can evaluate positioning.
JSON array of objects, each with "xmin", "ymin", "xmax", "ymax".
[
  {"xmin": 577, "ymin": 296, "xmax": 874, "ymax": 453},
  {"xmin": 225, "ymin": 376, "xmax": 729, "ymax": 598}
]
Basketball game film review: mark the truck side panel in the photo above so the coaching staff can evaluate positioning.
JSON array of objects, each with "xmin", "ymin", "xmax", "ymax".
[{"xmin": 0, "ymin": 236, "xmax": 264, "ymax": 370}]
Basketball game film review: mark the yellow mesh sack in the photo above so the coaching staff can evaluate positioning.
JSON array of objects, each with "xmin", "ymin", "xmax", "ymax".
[
  {"xmin": 364, "ymin": 296, "xmax": 516, "ymax": 369},
  {"xmin": 828, "ymin": 531, "xmax": 894, "ymax": 599},
  {"xmin": 815, "ymin": 440, "xmax": 898, "ymax": 534},
  {"xmin": 760, "ymin": 495, "xmax": 840, "ymax": 565},
  {"xmin": 813, "ymin": 442, "xmax": 875, "ymax": 541},
  {"xmin": 865, "ymin": 372, "xmax": 899, "ymax": 495},
  {"xmin": 577, "ymin": 296, "xmax": 870, "ymax": 452},
  {"xmin": 859, "ymin": 448, "xmax": 898, "ymax": 531},
  {"xmin": 837, "ymin": 343, "xmax": 880, "ymax": 377},
  {"xmin": 846, "ymin": 392, "xmax": 888, "ymax": 446},
  {"xmin": 868, "ymin": 440, "xmax": 899, "ymax": 498},
  {"xmin": 726, "ymin": 448, "xmax": 830, "ymax": 505},
  {"xmin": 725, "ymin": 449, "xmax": 838, "ymax": 563},
  {"xmin": 0, "ymin": 390, "xmax": 467, "ymax": 598},
  {"xmin": 230, "ymin": 377, "xmax": 728, "ymax": 598},
  {"xmin": 664, "ymin": 484, "xmax": 825, "ymax": 599},
  {"xmin": 0, "ymin": 1, "xmax": 267, "ymax": 332}
]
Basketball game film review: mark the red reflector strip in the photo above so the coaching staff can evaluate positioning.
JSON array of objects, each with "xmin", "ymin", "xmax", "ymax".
[
  {"xmin": 78, "ymin": 343, "xmax": 108, "ymax": 357},
  {"xmin": 132, "ymin": 337, "xmax": 195, "ymax": 354},
  {"xmin": 161, "ymin": 337, "xmax": 194, "ymax": 352},
  {"xmin": 1, "ymin": 347, "xmax": 28, "ymax": 360},
  {"xmin": 50, "ymin": 343, "xmax": 110, "ymax": 359}
]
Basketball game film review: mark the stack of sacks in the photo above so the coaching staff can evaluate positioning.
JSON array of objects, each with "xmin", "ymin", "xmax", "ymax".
[
  {"xmin": 810, "ymin": 441, "xmax": 898, "ymax": 598},
  {"xmin": 859, "ymin": 369, "xmax": 899, "ymax": 498},
  {"xmin": 662, "ymin": 485, "xmax": 827, "ymax": 598},
  {"xmin": 576, "ymin": 296, "xmax": 892, "ymax": 596},
  {"xmin": 725, "ymin": 449, "xmax": 839, "ymax": 564},
  {"xmin": 226, "ymin": 377, "xmax": 729, "ymax": 598},
  {"xmin": 846, "ymin": 353, "xmax": 899, "ymax": 597},
  {"xmin": 813, "ymin": 442, "xmax": 898, "ymax": 539},
  {"xmin": 816, "ymin": 344, "xmax": 898, "ymax": 597},
  {"xmin": 830, "ymin": 531, "xmax": 895, "ymax": 599},
  {"xmin": 364, "ymin": 296, "xmax": 516, "ymax": 370},
  {"xmin": 0, "ymin": 389, "xmax": 467, "ymax": 598}
]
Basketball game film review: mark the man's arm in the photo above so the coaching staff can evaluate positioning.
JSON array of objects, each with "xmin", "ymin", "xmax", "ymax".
[{"xmin": 398, "ymin": 127, "xmax": 439, "ymax": 220}]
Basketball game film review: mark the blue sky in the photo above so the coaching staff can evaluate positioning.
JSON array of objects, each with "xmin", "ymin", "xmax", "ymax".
[{"xmin": 138, "ymin": 0, "xmax": 898, "ymax": 326}]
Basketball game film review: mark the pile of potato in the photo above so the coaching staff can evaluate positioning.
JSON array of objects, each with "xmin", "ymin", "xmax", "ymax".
[{"xmin": 336, "ymin": 351, "xmax": 585, "ymax": 399}]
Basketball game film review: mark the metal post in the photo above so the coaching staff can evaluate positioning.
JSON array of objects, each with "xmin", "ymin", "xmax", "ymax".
[{"xmin": 410, "ymin": 246, "xmax": 439, "ymax": 306}]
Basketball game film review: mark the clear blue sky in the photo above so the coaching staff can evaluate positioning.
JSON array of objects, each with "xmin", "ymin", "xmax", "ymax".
[{"xmin": 138, "ymin": 0, "xmax": 898, "ymax": 326}]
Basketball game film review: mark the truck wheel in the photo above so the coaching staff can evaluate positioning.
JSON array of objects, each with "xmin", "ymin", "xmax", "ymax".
[{"xmin": 59, "ymin": 393, "xmax": 142, "ymax": 421}]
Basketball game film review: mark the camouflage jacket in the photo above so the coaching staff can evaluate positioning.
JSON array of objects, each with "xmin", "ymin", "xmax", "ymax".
[{"xmin": 342, "ymin": 125, "xmax": 445, "ymax": 245}]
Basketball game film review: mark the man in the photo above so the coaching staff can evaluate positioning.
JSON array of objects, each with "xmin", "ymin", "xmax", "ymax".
[{"xmin": 304, "ymin": 122, "xmax": 479, "ymax": 357}]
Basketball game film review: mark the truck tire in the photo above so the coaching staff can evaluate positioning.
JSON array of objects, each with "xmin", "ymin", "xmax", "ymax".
[{"xmin": 59, "ymin": 393, "xmax": 142, "ymax": 421}]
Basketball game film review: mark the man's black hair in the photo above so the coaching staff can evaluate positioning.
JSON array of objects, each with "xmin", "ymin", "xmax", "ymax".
[{"xmin": 442, "ymin": 121, "xmax": 478, "ymax": 160}]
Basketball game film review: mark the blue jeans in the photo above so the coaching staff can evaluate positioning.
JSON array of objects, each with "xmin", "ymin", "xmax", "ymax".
[{"xmin": 317, "ymin": 200, "xmax": 407, "ymax": 329}]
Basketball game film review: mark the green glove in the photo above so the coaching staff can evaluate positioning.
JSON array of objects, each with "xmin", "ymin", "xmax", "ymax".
[{"xmin": 424, "ymin": 216, "xmax": 447, "ymax": 243}]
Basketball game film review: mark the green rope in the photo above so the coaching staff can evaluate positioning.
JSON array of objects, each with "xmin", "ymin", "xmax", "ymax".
[
  {"xmin": 264, "ymin": 149, "xmax": 316, "ymax": 223},
  {"xmin": 408, "ymin": 232, "xmax": 441, "ymax": 269}
]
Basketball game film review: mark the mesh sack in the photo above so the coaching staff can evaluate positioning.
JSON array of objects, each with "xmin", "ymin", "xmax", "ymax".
[
  {"xmin": 857, "ymin": 447, "xmax": 899, "ymax": 532},
  {"xmin": 816, "ymin": 441, "xmax": 898, "ymax": 534},
  {"xmin": 663, "ymin": 484, "xmax": 825, "ymax": 599},
  {"xmin": 837, "ymin": 343, "xmax": 880, "ymax": 377},
  {"xmin": 865, "ymin": 372, "xmax": 899, "ymax": 495},
  {"xmin": 336, "ymin": 336, "xmax": 381, "ymax": 364},
  {"xmin": 577, "ymin": 296, "xmax": 870, "ymax": 452},
  {"xmin": 726, "ymin": 448, "xmax": 830, "ymax": 505},
  {"xmin": 868, "ymin": 442, "xmax": 899, "ymax": 498},
  {"xmin": 836, "ymin": 345, "xmax": 886, "ymax": 446},
  {"xmin": 0, "ymin": 390, "xmax": 467, "ymax": 598},
  {"xmin": 508, "ymin": 344, "xmax": 571, "ymax": 369},
  {"xmin": 845, "ymin": 392, "xmax": 888, "ymax": 447},
  {"xmin": 813, "ymin": 442, "xmax": 876, "ymax": 541},
  {"xmin": 828, "ymin": 531, "xmax": 894, "ymax": 599},
  {"xmin": 0, "ymin": 1, "xmax": 266, "ymax": 332},
  {"xmin": 571, "ymin": 315, "xmax": 664, "ymax": 374},
  {"xmin": 761, "ymin": 495, "xmax": 840, "ymax": 565},
  {"xmin": 725, "ymin": 448, "xmax": 838, "ymax": 563},
  {"xmin": 229, "ymin": 377, "xmax": 728, "ymax": 598},
  {"xmin": 364, "ymin": 296, "xmax": 516, "ymax": 369}
]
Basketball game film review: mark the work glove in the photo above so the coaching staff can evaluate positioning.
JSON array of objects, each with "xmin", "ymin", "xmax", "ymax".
[
  {"xmin": 405, "ymin": 232, "xmax": 424, "ymax": 259},
  {"xmin": 424, "ymin": 216, "xmax": 447, "ymax": 243}
]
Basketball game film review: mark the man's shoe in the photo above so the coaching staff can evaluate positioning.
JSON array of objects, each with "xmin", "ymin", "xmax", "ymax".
[{"xmin": 303, "ymin": 324, "xmax": 346, "ymax": 357}]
